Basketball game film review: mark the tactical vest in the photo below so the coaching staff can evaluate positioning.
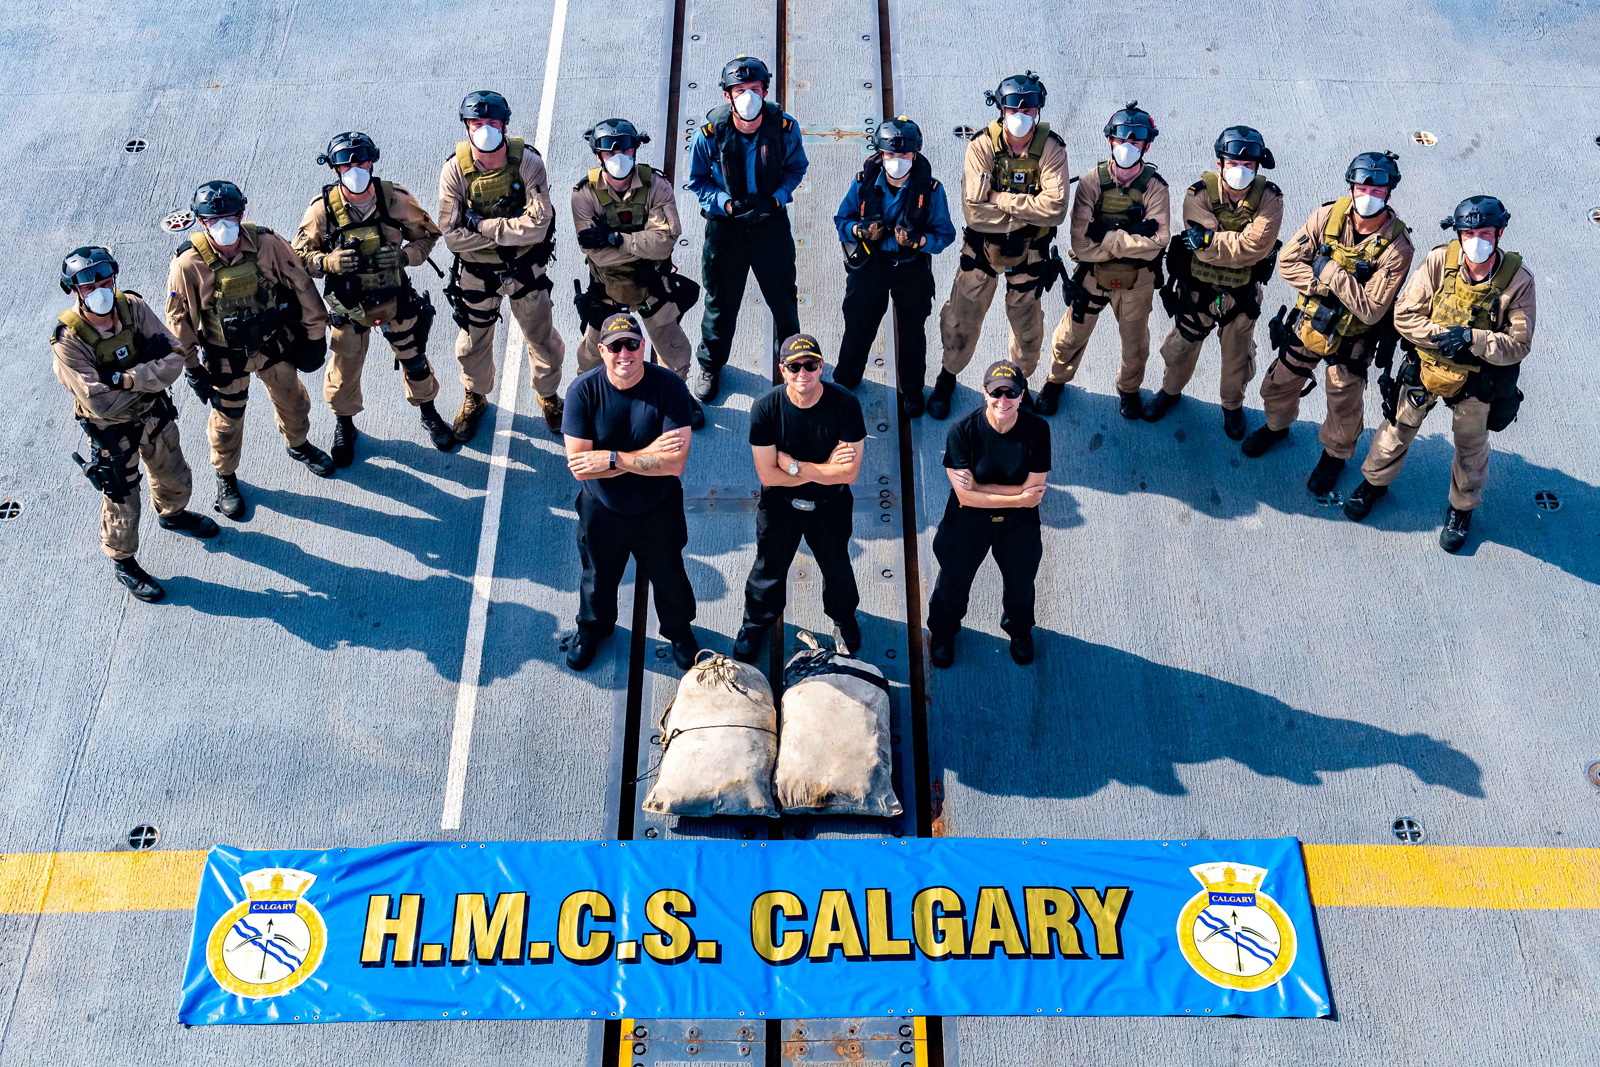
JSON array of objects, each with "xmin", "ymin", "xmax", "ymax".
[
  {"xmin": 455, "ymin": 137, "xmax": 528, "ymax": 219},
  {"xmin": 852, "ymin": 154, "xmax": 937, "ymax": 261},
  {"xmin": 188, "ymin": 224, "xmax": 282, "ymax": 351},
  {"xmin": 1188, "ymin": 171, "xmax": 1267, "ymax": 289},
  {"xmin": 702, "ymin": 102, "xmax": 792, "ymax": 199},
  {"xmin": 322, "ymin": 181, "xmax": 407, "ymax": 306},
  {"xmin": 578, "ymin": 166, "xmax": 662, "ymax": 304},
  {"xmin": 1293, "ymin": 197, "xmax": 1406, "ymax": 356},
  {"xmin": 1415, "ymin": 240, "xmax": 1524, "ymax": 396},
  {"xmin": 58, "ymin": 292, "xmax": 150, "ymax": 374},
  {"xmin": 1093, "ymin": 160, "xmax": 1157, "ymax": 226},
  {"xmin": 985, "ymin": 120, "xmax": 1056, "ymax": 240}
]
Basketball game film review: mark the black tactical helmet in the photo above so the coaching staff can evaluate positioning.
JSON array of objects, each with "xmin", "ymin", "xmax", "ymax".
[
  {"xmin": 1441, "ymin": 195, "xmax": 1511, "ymax": 232},
  {"xmin": 1104, "ymin": 101, "xmax": 1158, "ymax": 143},
  {"xmin": 1213, "ymin": 126, "xmax": 1275, "ymax": 169},
  {"xmin": 584, "ymin": 118, "xmax": 650, "ymax": 154},
  {"xmin": 1346, "ymin": 150, "xmax": 1401, "ymax": 189},
  {"xmin": 192, "ymin": 180, "xmax": 247, "ymax": 218},
  {"xmin": 317, "ymin": 131, "xmax": 379, "ymax": 169},
  {"xmin": 986, "ymin": 71, "xmax": 1046, "ymax": 111},
  {"xmin": 720, "ymin": 55, "xmax": 772, "ymax": 90},
  {"xmin": 871, "ymin": 116, "xmax": 923, "ymax": 154},
  {"xmin": 59, "ymin": 246, "xmax": 117, "ymax": 294},
  {"xmin": 459, "ymin": 90, "xmax": 511, "ymax": 123}
]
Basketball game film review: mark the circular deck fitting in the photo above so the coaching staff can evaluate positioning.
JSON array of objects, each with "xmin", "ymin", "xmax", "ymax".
[
  {"xmin": 127, "ymin": 824, "xmax": 160, "ymax": 850},
  {"xmin": 1534, "ymin": 489, "xmax": 1561, "ymax": 511},
  {"xmin": 953, "ymin": 125, "xmax": 976, "ymax": 139},
  {"xmin": 1589, "ymin": 209, "xmax": 1600, "ymax": 226},
  {"xmin": 1313, "ymin": 490, "xmax": 1343, "ymax": 507},
  {"xmin": 0, "ymin": 500, "xmax": 20, "ymax": 520},
  {"xmin": 161, "ymin": 210, "xmax": 194, "ymax": 232},
  {"xmin": 124, "ymin": 138, "xmax": 147, "ymax": 153},
  {"xmin": 1412, "ymin": 131, "xmax": 1437, "ymax": 146},
  {"xmin": 643, "ymin": 827, "xmax": 658, "ymax": 838},
  {"xmin": 1392, "ymin": 816, "xmax": 1426, "ymax": 844},
  {"xmin": 1587, "ymin": 762, "xmax": 1600, "ymax": 788}
]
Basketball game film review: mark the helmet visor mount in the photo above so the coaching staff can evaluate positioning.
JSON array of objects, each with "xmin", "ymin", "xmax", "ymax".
[
  {"xmin": 327, "ymin": 145, "xmax": 377, "ymax": 167},
  {"xmin": 996, "ymin": 90, "xmax": 1043, "ymax": 110},
  {"xmin": 1107, "ymin": 122, "xmax": 1153, "ymax": 142},
  {"xmin": 1347, "ymin": 167, "xmax": 1395, "ymax": 188},
  {"xmin": 68, "ymin": 261, "xmax": 116, "ymax": 289}
]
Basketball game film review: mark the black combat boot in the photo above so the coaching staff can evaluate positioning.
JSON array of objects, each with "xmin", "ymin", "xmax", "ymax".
[
  {"xmin": 926, "ymin": 371, "xmax": 958, "ymax": 420},
  {"xmin": 214, "ymin": 473, "xmax": 245, "ymax": 520},
  {"xmin": 157, "ymin": 510, "xmax": 219, "ymax": 539},
  {"xmin": 331, "ymin": 415, "xmax": 358, "ymax": 467},
  {"xmin": 668, "ymin": 630, "xmax": 700, "ymax": 670},
  {"xmin": 1241, "ymin": 425, "xmax": 1289, "ymax": 458},
  {"xmin": 565, "ymin": 628, "xmax": 603, "ymax": 671},
  {"xmin": 1343, "ymin": 480, "xmax": 1388, "ymax": 521},
  {"xmin": 286, "ymin": 441, "xmax": 336, "ymax": 478},
  {"xmin": 689, "ymin": 397, "xmax": 706, "ymax": 431},
  {"xmin": 418, "ymin": 402, "xmax": 455, "ymax": 451},
  {"xmin": 1142, "ymin": 390, "xmax": 1181, "ymax": 422},
  {"xmin": 1009, "ymin": 629, "xmax": 1035, "ymax": 665},
  {"xmin": 928, "ymin": 631, "xmax": 955, "ymax": 669},
  {"xmin": 733, "ymin": 623, "xmax": 766, "ymax": 664},
  {"xmin": 537, "ymin": 393, "xmax": 564, "ymax": 436},
  {"xmin": 1306, "ymin": 451, "xmax": 1346, "ymax": 495},
  {"xmin": 453, "ymin": 391, "xmax": 488, "ymax": 442},
  {"xmin": 113, "ymin": 557, "xmax": 165, "ymax": 603},
  {"xmin": 1118, "ymin": 390, "xmax": 1143, "ymax": 419},
  {"xmin": 690, "ymin": 363, "xmax": 721, "ymax": 404},
  {"xmin": 902, "ymin": 387, "xmax": 925, "ymax": 419},
  {"xmin": 1439, "ymin": 506, "xmax": 1472, "ymax": 553},
  {"xmin": 834, "ymin": 615, "xmax": 862, "ymax": 656},
  {"xmin": 1035, "ymin": 381, "xmax": 1065, "ymax": 416},
  {"xmin": 1222, "ymin": 406, "xmax": 1247, "ymax": 440}
]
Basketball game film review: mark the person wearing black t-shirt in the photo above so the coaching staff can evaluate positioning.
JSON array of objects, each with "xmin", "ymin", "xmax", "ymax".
[
  {"xmin": 735, "ymin": 334, "xmax": 866, "ymax": 662},
  {"xmin": 927, "ymin": 360, "xmax": 1050, "ymax": 667},
  {"xmin": 562, "ymin": 313, "xmax": 700, "ymax": 671}
]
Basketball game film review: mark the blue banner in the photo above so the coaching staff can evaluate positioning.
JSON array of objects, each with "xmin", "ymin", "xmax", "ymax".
[{"xmin": 179, "ymin": 837, "xmax": 1330, "ymax": 1023}]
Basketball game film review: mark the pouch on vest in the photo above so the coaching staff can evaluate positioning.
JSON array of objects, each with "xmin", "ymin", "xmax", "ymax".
[
  {"xmin": 1418, "ymin": 353, "xmax": 1471, "ymax": 397},
  {"xmin": 642, "ymin": 653, "xmax": 778, "ymax": 818},
  {"xmin": 1485, "ymin": 363, "xmax": 1523, "ymax": 431},
  {"xmin": 1296, "ymin": 297, "xmax": 1346, "ymax": 357},
  {"xmin": 772, "ymin": 634, "xmax": 902, "ymax": 818}
]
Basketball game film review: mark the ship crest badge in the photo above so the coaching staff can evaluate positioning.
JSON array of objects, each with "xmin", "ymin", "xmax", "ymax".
[
  {"xmin": 1176, "ymin": 862, "xmax": 1297, "ymax": 991},
  {"xmin": 205, "ymin": 868, "xmax": 328, "ymax": 998}
]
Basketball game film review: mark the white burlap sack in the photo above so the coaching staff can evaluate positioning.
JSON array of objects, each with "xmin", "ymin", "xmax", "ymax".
[
  {"xmin": 773, "ymin": 634, "xmax": 903, "ymax": 817},
  {"xmin": 642, "ymin": 651, "xmax": 779, "ymax": 817}
]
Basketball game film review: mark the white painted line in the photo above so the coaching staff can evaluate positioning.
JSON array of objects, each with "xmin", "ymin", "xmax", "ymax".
[{"xmin": 441, "ymin": 0, "xmax": 570, "ymax": 832}]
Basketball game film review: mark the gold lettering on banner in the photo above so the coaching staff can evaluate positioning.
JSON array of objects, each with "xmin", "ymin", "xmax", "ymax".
[
  {"xmin": 1073, "ymin": 886, "xmax": 1133, "ymax": 959},
  {"xmin": 643, "ymin": 889, "xmax": 696, "ymax": 964},
  {"xmin": 750, "ymin": 890, "xmax": 807, "ymax": 964},
  {"xmin": 1024, "ymin": 886, "xmax": 1088, "ymax": 959},
  {"xmin": 450, "ymin": 892, "xmax": 528, "ymax": 964},
  {"xmin": 360, "ymin": 893, "xmax": 423, "ymax": 966},
  {"xmin": 912, "ymin": 886, "xmax": 967, "ymax": 959},
  {"xmin": 968, "ymin": 887, "xmax": 1028, "ymax": 959},
  {"xmin": 557, "ymin": 890, "xmax": 615, "ymax": 964},
  {"xmin": 865, "ymin": 888, "xmax": 914, "ymax": 960},
  {"xmin": 807, "ymin": 889, "xmax": 868, "ymax": 961}
]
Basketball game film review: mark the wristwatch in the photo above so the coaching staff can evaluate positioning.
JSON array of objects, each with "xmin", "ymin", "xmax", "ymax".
[
  {"xmin": 608, "ymin": 450, "xmax": 618, "ymax": 471},
  {"xmin": 787, "ymin": 458, "xmax": 800, "ymax": 476},
  {"xmin": 110, "ymin": 371, "xmax": 125, "ymax": 389}
]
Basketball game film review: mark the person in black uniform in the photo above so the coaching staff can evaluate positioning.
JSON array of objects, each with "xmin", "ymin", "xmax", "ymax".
[
  {"xmin": 926, "ymin": 361, "xmax": 1049, "ymax": 668},
  {"xmin": 685, "ymin": 55, "xmax": 809, "ymax": 405},
  {"xmin": 735, "ymin": 334, "xmax": 866, "ymax": 663},
  {"xmin": 562, "ymin": 313, "xmax": 700, "ymax": 671},
  {"xmin": 832, "ymin": 117, "xmax": 956, "ymax": 416}
]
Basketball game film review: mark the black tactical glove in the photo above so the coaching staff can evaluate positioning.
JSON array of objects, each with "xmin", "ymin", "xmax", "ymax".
[
  {"xmin": 373, "ymin": 244, "xmax": 408, "ymax": 270},
  {"xmin": 185, "ymin": 365, "xmax": 214, "ymax": 404},
  {"xmin": 1182, "ymin": 224, "xmax": 1214, "ymax": 251},
  {"xmin": 576, "ymin": 225, "xmax": 615, "ymax": 250},
  {"xmin": 1353, "ymin": 260, "xmax": 1376, "ymax": 284},
  {"xmin": 294, "ymin": 334, "xmax": 328, "ymax": 374},
  {"xmin": 1311, "ymin": 244, "xmax": 1335, "ymax": 278},
  {"xmin": 463, "ymin": 210, "xmax": 486, "ymax": 233},
  {"xmin": 726, "ymin": 197, "xmax": 754, "ymax": 218},
  {"xmin": 1432, "ymin": 326, "xmax": 1474, "ymax": 359},
  {"xmin": 1133, "ymin": 217, "xmax": 1161, "ymax": 238},
  {"xmin": 1084, "ymin": 216, "xmax": 1114, "ymax": 242}
]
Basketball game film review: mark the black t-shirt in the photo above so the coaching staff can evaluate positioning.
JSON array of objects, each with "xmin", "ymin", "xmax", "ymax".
[
  {"xmin": 748, "ymin": 383, "xmax": 867, "ymax": 502},
  {"xmin": 562, "ymin": 363, "xmax": 694, "ymax": 515},
  {"xmin": 942, "ymin": 407, "xmax": 1051, "ymax": 507}
]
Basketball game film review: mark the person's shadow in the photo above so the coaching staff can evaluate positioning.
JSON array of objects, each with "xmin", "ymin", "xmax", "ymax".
[{"xmin": 925, "ymin": 625, "xmax": 1484, "ymax": 802}]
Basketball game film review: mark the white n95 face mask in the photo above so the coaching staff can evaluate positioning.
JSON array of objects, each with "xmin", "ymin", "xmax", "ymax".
[
  {"xmin": 1110, "ymin": 142, "xmax": 1142, "ymax": 168},
  {"xmin": 1353, "ymin": 193, "xmax": 1387, "ymax": 218},
  {"xmin": 882, "ymin": 156, "xmax": 912, "ymax": 179},
  {"xmin": 603, "ymin": 153, "xmax": 636, "ymax": 179},
  {"xmin": 1461, "ymin": 236, "xmax": 1496, "ymax": 264},
  {"xmin": 83, "ymin": 287, "xmax": 115, "ymax": 315},
  {"xmin": 206, "ymin": 219, "xmax": 240, "ymax": 246},
  {"xmin": 470, "ymin": 124, "xmax": 504, "ymax": 151},
  {"xmin": 733, "ymin": 90, "xmax": 763, "ymax": 121},
  {"xmin": 1222, "ymin": 165, "xmax": 1255, "ymax": 191},
  {"xmin": 1003, "ymin": 111, "xmax": 1035, "ymax": 138},
  {"xmin": 340, "ymin": 166, "xmax": 372, "ymax": 194}
]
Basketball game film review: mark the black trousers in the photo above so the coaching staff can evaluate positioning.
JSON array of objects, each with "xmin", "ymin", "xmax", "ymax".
[
  {"xmin": 697, "ymin": 212, "xmax": 801, "ymax": 371},
  {"xmin": 576, "ymin": 484, "xmax": 697, "ymax": 639},
  {"xmin": 926, "ymin": 494, "xmax": 1042, "ymax": 640},
  {"xmin": 741, "ymin": 489, "xmax": 859, "ymax": 629},
  {"xmin": 834, "ymin": 253, "xmax": 935, "ymax": 393}
]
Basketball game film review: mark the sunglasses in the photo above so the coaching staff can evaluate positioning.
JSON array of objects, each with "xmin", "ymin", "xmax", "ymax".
[
  {"xmin": 987, "ymin": 386, "xmax": 1022, "ymax": 400},
  {"xmin": 783, "ymin": 358, "xmax": 822, "ymax": 373},
  {"xmin": 604, "ymin": 338, "xmax": 643, "ymax": 352}
]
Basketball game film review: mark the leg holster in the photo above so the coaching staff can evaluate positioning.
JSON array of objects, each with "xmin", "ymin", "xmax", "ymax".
[
  {"xmin": 385, "ymin": 287, "xmax": 435, "ymax": 377},
  {"xmin": 957, "ymin": 228, "xmax": 1000, "ymax": 278},
  {"xmin": 444, "ymin": 257, "xmax": 505, "ymax": 331}
]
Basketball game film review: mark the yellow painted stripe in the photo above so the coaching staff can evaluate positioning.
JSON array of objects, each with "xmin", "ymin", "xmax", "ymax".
[
  {"xmin": 617, "ymin": 1018, "xmax": 632, "ymax": 1067},
  {"xmin": 2, "ymin": 845, "xmax": 1599, "ymax": 915},
  {"xmin": 1303, "ymin": 844, "xmax": 1600, "ymax": 910}
]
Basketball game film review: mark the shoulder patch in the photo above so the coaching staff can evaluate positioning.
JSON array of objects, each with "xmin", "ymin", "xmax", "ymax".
[
  {"xmin": 968, "ymin": 127, "xmax": 986, "ymax": 143},
  {"xmin": 52, "ymin": 323, "xmax": 69, "ymax": 344},
  {"xmin": 701, "ymin": 121, "xmax": 714, "ymax": 137},
  {"xmin": 1264, "ymin": 181, "xmax": 1282, "ymax": 195},
  {"xmin": 122, "ymin": 289, "xmax": 143, "ymax": 300},
  {"xmin": 175, "ymin": 241, "xmax": 193, "ymax": 257},
  {"xmin": 574, "ymin": 175, "xmax": 591, "ymax": 191},
  {"xmin": 1320, "ymin": 199, "xmax": 1337, "ymax": 207},
  {"xmin": 256, "ymin": 225, "xmax": 275, "ymax": 235},
  {"xmin": 1189, "ymin": 180, "xmax": 1206, "ymax": 193}
]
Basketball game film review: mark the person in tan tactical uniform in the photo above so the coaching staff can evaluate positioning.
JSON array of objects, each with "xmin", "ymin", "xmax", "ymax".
[
  {"xmin": 1345, "ymin": 196, "xmax": 1535, "ymax": 553},
  {"xmin": 439, "ymin": 90, "xmax": 566, "ymax": 439},
  {"xmin": 1151, "ymin": 126, "xmax": 1284, "ymax": 437},
  {"xmin": 570, "ymin": 117, "xmax": 704, "ymax": 429},
  {"xmin": 1244, "ymin": 151, "xmax": 1414, "ymax": 497},
  {"xmin": 1037, "ymin": 101, "xmax": 1169, "ymax": 419},
  {"xmin": 167, "ymin": 180, "xmax": 334, "ymax": 520},
  {"xmin": 54, "ymin": 247, "xmax": 218, "ymax": 602},
  {"xmin": 928, "ymin": 71, "xmax": 1069, "ymax": 419},
  {"xmin": 293, "ymin": 131, "xmax": 453, "ymax": 466}
]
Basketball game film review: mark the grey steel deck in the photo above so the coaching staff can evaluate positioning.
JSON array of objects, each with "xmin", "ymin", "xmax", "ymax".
[{"xmin": 0, "ymin": 0, "xmax": 1597, "ymax": 1063}]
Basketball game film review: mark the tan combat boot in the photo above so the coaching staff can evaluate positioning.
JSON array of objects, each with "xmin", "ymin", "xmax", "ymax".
[
  {"xmin": 453, "ymin": 391, "xmax": 488, "ymax": 443},
  {"xmin": 537, "ymin": 393, "xmax": 564, "ymax": 436}
]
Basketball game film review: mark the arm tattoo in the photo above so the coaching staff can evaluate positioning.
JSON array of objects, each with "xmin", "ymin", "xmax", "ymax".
[{"xmin": 634, "ymin": 454, "xmax": 661, "ymax": 471}]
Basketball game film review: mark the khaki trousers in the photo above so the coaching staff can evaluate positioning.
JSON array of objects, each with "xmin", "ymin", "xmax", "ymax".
[
  {"xmin": 1156, "ymin": 291, "xmax": 1259, "ymax": 408},
  {"xmin": 1258, "ymin": 344, "xmax": 1367, "ymax": 459},
  {"xmin": 325, "ymin": 298, "xmax": 439, "ymax": 416},
  {"xmin": 100, "ymin": 417, "xmax": 193, "ymax": 560},
  {"xmin": 938, "ymin": 243, "xmax": 1047, "ymax": 377},
  {"xmin": 1361, "ymin": 391, "xmax": 1492, "ymax": 510},
  {"xmin": 207, "ymin": 359, "xmax": 312, "ymax": 475},
  {"xmin": 1046, "ymin": 270, "xmax": 1156, "ymax": 392},
  {"xmin": 452, "ymin": 269, "xmax": 565, "ymax": 399},
  {"xmin": 577, "ymin": 303, "xmax": 692, "ymax": 380}
]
